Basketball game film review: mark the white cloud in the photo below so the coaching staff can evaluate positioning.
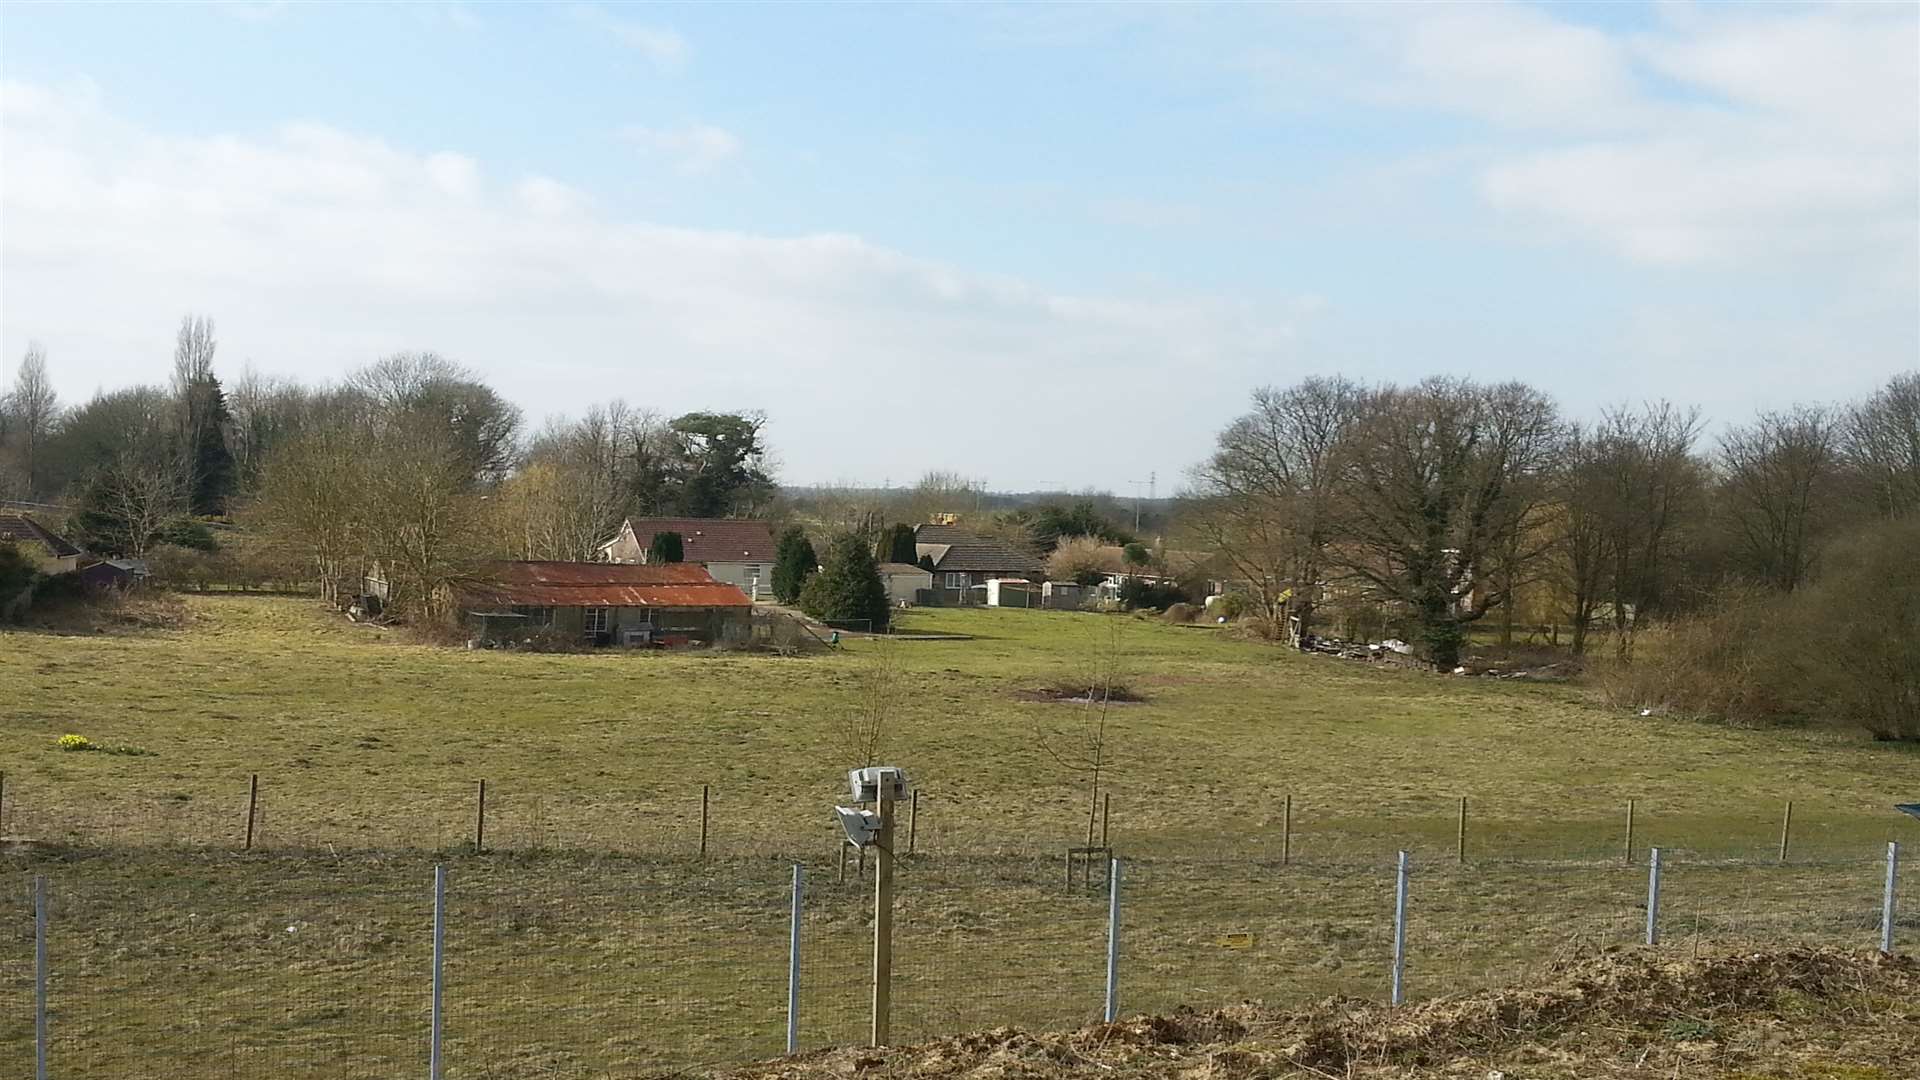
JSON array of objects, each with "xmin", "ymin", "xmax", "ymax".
[
  {"xmin": 619, "ymin": 123, "xmax": 744, "ymax": 174},
  {"xmin": 0, "ymin": 80, "xmax": 1301, "ymax": 487},
  {"xmin": 1298, "ymin": 3, "xmax": 1918, "ymax": 271},
  {"xmin": 572, "ymin": 5, "xmax": 687, "ymax": 68}
]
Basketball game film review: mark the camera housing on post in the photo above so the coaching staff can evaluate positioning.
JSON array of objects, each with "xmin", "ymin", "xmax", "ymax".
[{"xmin": 847, "ymin": 766, "xmax": 910, "ymax": 804}]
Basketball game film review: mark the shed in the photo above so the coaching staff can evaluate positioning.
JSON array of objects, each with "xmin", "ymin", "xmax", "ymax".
[
  {"xmin": 463, "ymin": 561, "xmax": 753, "ymax": 647},
  {"xmin": 876, "ymin": 562, "xmax": 934, "ymax": 606}
]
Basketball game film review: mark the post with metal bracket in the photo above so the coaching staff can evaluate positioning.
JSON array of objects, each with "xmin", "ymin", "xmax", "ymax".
[
  {"xmin": 1104, "ymin": 858, "xmax": 1123, "ymax": 1023},
  {"xmin": 1390, "ymin": 851, "xmax": 1410, "ymax": 1007},
  {"xmin": 871, "ymin": 791, "xmax": 895, "ymax": 1046},
  {"xmin": 1645, "ymin": 847, "xmax": 1663, "ymax": 946},
  {"xmin": 431, "ymin": 864, "xmax": 447, "ymax": 1080},
  {"xmin": 1883, "ymin": 841, "xmax": 1901, "ymax": 956},
  {"xmin": 35, "ymin": 874, "xmax": 48, "ymax": 1080},
  {"xmin": 788, "ymin": 864, "xmax": 804, "ymax": 1053}
]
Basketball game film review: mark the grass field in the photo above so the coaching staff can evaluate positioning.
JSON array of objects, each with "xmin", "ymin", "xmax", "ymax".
[
  {"xmin": 3, "ymin": 594, "xmax": 1915, "ymax": 860},
  {"xmin": 3, "ymin": 595, "xmax": 1917, "ymax": 1076}
]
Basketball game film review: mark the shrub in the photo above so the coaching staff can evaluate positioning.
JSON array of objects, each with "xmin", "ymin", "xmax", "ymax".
[
  {"xmin": 1118, "ymin": 577, "xmax": 1187, "ymax": 612},
  {"xmin": 1047, "ymin": 536, "xmax": 1120, "ymax": 587},
  {"xmin": 1599, "ymin": 516, "xmax": 1919, "ymax": 741},
  {"xmin": 771, "ymin": 526, "xmax": 817, "ymax": 604},
  {"xmin": 799, "ymin": 532, "xmax": 890, "ymax": 630},
  {"xmin": 57, "ymin": 734, "xmax": 95, "ymax": 752},
  {"xmin": 1161, "ymin": 602, "xmax": 1198, "ymax": 624},
  {"xmin": 647, "ymin": 530, "xmax": 685, "ymax": 563},
  {"xmin": 1209, "ymin": 593, "xmax": 1248, "ymax": 621}
]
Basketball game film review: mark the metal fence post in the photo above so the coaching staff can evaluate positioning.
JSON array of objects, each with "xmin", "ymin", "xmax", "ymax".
[
  {"xmin": 35, "ymin": 875, "xmax": 47, "ymax": 1080},
  {"xmin": 1645, "ymin": 847, "xmax": 1663, "ymax": 946},
  {"xmin": 1883, "ymin": 841, "xmax": 1901, "ymax": 956},
  {"xmin": 1390, "ymin": 851, "xmax": 1409, "ymax": 1007},
  {"xmin": 787, "ymin": 864, "xmax": 803, "ymax": 1054},
  {"xmin": 1103, "ymin": 858, "xmax": 1122, "ymax": 1023},
  {"xmin": 431, "ymin": 864, "xmax": 446, "ymax": 1080}
]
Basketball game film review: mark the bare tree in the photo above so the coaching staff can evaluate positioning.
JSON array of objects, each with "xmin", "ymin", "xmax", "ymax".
[
  {"xmin": 6, "ymin": 343, "xmax": 58, "ymax": 497},
  {"xmin": 1477, "ymin": 383, "xmax": 1564, "ymax": 646},
  {"xmin": 1719, "ymin": 404, "xmax": 1842, "ymax": 592},
  {"xmin": 1841, "ymin": 371, "xmax": 1920, "ymax": 520},
  {"xmin": 84, "ymin": 449, "xmax": 190, "ymax": 558},
  {"xmin": 252, "ymin": 423, "xmax": 367, "ymax": 604},
  {"xmin": 1333, "ymin": 378, "xmax": 1548, "ymax": 670},
  {"xmin": 1190, "ymin": 377, "xmax": 1363, "ymax": 639},
  {"xmin": 1034, "ymin": 621, "xmax": 1127, "ymax": 846},
  {"xmin": 839, "ymin": 638, "xmax": 906, "ymax": 769},
  {"xmin": 1548, "ymin": 425, "xmax": 1614, "ymax": 654},
  {"xmin": 1596, "ymin": 402, "xmax": 1705, "ymax": 659}
]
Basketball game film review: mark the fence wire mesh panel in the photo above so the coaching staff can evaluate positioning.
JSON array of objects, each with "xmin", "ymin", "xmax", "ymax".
[
  {"xmin": 6, "ymin": 844, "xmax": 1912, "ymax": 1074},
  {"xmin": 443, "ymin": 858, "xmax": 792, "ymax": 1077},
  {"xmin": 1, "ymin": 876, "xmax": 30, "ymax": 1068},
  {"xmin": 1402, "ymin": 861, "xmax": 1644, "ymax": 999},
  {"xmin": 32, "ymin": 859, "xmax": 424, "ymax": 1078},
  {"xmin": 890, "ymin": 856, "xmax": 1108, "ymax": 1042},
  {"xmin": 1659, "ymin": 857, "xmax": 1892, "ymax": 953},
  {"xmin": 1122, "ymin": 858, "xmax": 1395, "ymax": 1014}
]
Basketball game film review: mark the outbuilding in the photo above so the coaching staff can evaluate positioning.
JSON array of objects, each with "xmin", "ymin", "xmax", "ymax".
[{"xmin": 463, "ymin": 561, "xmax": 753, "ymax": 647}]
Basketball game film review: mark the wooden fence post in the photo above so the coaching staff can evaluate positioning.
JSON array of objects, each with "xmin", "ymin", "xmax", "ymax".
[
  {"xmin": 1456, "ymin": 796, "xmax": 1468, "ymax": 864},
  {"xmin": 1282, "ymin": 793, "xmax": 1293, "ymax": 866},
  {"xmin": 699, "ymin": 783, "xmax": 710, "ymax": 859},
  {"xmin": 1101, "ymin": 792, "xmax": 1111, "ymax": 848},
  {"xmin": 908, "ymin": 790, "xmax": 920, "ymax": 855},
  {"xmin": 1624, "ymin": 799, "xmax": 1636, "ymax": 865},
  {"xmin": 474, "ymin": 779, "xmax": 487, "ymax": 853},
  {"xmin": 244, "ymin": 773, "xmax": 259, "ymax": 850},
  {"xmin": 1778, "ymin": 800, "xmax": 1793, "ymax": 863}
]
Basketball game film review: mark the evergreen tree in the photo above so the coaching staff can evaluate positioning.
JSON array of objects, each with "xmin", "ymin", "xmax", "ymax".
[
  {"xmin": 878, "ymin": 523, "xmax": 917, "ymax": 565},
  {"xmin": 647, "ymin": 530, "xmax": 685, "ymax": 563},
  {"xmin": 184, "ymin": 374, "xmax": 235, "ymax": 516},
  {"xmin": 799, "ymin": 532, "xmax": 890, "ymax": 630},
  {"xmin": 771, "ymin": 525, "xmax": 817, "ymax": 604}
]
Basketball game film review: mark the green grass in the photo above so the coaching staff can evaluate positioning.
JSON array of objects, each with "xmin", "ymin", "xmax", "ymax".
[
  {"xmin": 1, "ymin": 595, "xmax": 1912, "ymax": 859},
  {"xmin": 2, "ymin": 596, "xmax": 1916, "ymax": 1076}
]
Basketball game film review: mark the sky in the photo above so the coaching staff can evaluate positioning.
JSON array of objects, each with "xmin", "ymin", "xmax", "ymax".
[{"xmin": 1, "ymin": 1, "xmax": 1915, "ymax": 492}]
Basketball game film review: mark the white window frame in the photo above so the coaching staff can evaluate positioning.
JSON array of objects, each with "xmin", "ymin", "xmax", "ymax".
[
  {"xmin": 583, "ymin": 607, "xmax": 611, "ymax": 636},
  {"xmin": 944, "ymin": 572, "xmax": 970, "ymax": 589}
]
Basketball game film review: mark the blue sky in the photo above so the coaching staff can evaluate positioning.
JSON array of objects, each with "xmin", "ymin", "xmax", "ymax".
[{"xmin": 2, "ymin": 2, "xmax": 1915, "ymax": 489}]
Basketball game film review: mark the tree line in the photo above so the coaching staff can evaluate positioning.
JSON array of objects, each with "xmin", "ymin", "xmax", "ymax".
[
  {"xmin": 1, "ymin": 318, "xmax": 774, "ymax": 621},
  {"xmin": 1189, "ymin": 372, "xmax": 1919, "ymax": 737}
]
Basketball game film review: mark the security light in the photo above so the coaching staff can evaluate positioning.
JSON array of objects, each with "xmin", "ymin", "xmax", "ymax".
[{"xmin": 835, "ymin": 805, "xmax": 882, "ymax": 847}]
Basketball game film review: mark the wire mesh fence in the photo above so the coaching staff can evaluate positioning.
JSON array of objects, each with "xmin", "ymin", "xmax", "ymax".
[{"xmin": 4, "ymin": 844, "xmax": 1907, "ymax": 1077}]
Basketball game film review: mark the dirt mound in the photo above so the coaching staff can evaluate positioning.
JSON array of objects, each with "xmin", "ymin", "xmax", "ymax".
[{"xmin": 701, "ymin": 949, "xmax": 1915, "ymax": 1080}]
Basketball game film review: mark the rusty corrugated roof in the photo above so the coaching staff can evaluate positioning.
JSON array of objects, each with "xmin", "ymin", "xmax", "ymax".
[{"xmin": 466, "ymin": 561, "xmax": 752, "ymax": 608}]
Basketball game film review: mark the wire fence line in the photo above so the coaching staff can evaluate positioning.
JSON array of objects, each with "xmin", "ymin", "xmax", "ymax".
[
  {"xmin": 0, "ymin": 773, "xmax": 1900, "ymax": 865},
  {"xmin": 4, "ymin": 845, "xmax": 1909, "ymax": 1077}
]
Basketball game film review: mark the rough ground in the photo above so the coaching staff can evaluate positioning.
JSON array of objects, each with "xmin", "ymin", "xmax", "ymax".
[{"xmin": 706, "ymin": 949, "xmax": 1917, "ymax": 1080}]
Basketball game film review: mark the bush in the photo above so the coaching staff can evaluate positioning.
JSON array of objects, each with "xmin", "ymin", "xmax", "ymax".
[
  {"xmin": 58, "ymin": 734, "xmax": 94, "ymax": 752},
  {"xmin": 647, "ymin": 530, "xmax": 685, "ymax": 563},
  {"xmin": 771, "ymin": 526, "xmax": 817, "ymax": 604},
  {"xmin": 1600, "ymin": 516, "xmax": 1920, "ymax": 740},
  {"xmin": 1161, "ymin": 602, "xmax": 1198, "ymax": 624},
  {"xmin": 799, "ymin": 532, "xmax": 890, "ymax": 630},
  {"xmin": 1118, "ymin": 577, "xmax": 1187, "ymax": 611},
  {"xmin": 1047, "ymin": 536, "xmax": 1119, "ymax": 587},
  {"xmin": 1209, "ymin": 593, "xmax": 1248, "ymax": 621}
]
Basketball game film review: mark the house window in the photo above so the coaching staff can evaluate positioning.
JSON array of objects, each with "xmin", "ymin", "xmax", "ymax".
[
  {"xmin": 583, "ymin": 607, "xmax": 610, "ymax": 636},
  {"xmin": 513, "ymin": 605, "xmax": 554, "ymax": 627},
  {"xmin": 945, "ymin": 572, "xmax": 970, "ymax": 589},
  {"xmin": 743, "ymin": 565, "xmax": 762, "ymax": 578}
]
